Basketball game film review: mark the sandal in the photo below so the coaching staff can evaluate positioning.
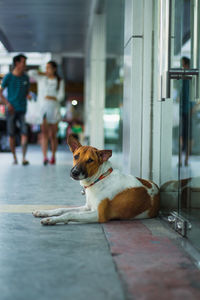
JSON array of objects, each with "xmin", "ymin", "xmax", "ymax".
[
  {"xmin": 43, "ymin": 158, "xmax": 49, "ymax": 166},
  {"xmin": 13, "ymin": 159, "xmax": 18, "ymax": 165},
  {"xmin": 49, "ymin": 156, "xmax": 56, "ymax": 165},
  {"xmin": 22, "ymin": 160, "xmax": 29, "ymax": 166}
]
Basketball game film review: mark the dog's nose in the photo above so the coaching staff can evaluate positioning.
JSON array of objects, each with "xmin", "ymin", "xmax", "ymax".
[{"xmin": 71, "ymin": 167, "xmax": 80, "ymax": 178}]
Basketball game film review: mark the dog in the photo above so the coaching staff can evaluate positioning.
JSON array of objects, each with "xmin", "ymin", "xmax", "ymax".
[
  {"xmin": 33, "ymin": 134, "xmax": 160, "ymax": 225},
  {"xmin": 161, "ymin": 177, "xmax": 200, "ymax": 209}
]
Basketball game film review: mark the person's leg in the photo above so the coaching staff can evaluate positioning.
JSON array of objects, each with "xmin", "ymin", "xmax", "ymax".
[
  {"xmin": 179, "ymin": 136, "xmax": 183, "ymax": 167},
  {"xmin": 179, "ymin": 114, "xmax": 184, "ymax": 167},
  {"xmin": 21, "ymin": 134, "xmax": 28, "ymax": 163},
  {"xmin": 183, "ymin": 113, "xmax": 189, "ymax": 166},
  {"xmin": 18, "ymin": 112, "xmax": 29, "ymax": 165},
  {"xmin": 9, "ymin": 136, "xmax": 17, "ymax": 163},
  {"xmin": 49, "ymin": 123, "xmax": 58, "ymax": 164},
  {"xmin": 185, "ymin": 112, "xmax": 192, "ymax": 166},
  {"xmin": 7, "ymin": 111, "xmax": 17, "ymax": 163},
  {"xmin": 41, "ymin": 118, "xmax": 49, "ymax": 164}
]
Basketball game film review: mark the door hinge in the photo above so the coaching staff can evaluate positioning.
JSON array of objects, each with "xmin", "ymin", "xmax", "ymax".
[{"xmin": 168, "ymin": 211, "xmax": 192, "ymax": 237}]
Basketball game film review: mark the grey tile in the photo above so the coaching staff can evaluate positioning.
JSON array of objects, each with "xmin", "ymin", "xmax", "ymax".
[
  {"xmin": 0, "ymin": 214, "xmax": 125, "ymax": 300},
  {"xmin": 0, "ymin": 146, "xmax": 125, "ymax": 300}
]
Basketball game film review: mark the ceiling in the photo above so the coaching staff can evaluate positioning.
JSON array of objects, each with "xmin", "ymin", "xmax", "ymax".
[
  {"xmin": 63, "ymin": 57, "xmax": 84, "ymax": 82},
  {"xmin": 0, "ymin": 0, "xmax": 124, "ymax": 82},
  {"xmin": 0, "ymin": 0, "xmax": 92, "ymax": 53}
]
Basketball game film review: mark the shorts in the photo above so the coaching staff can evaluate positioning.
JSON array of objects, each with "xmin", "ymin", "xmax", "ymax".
[
  {"xmin": 40, "ymin": 100, "xmax": 61, "ymax": 124},
  {"xmin": 6, "ymin": 111, "xmax": 28, "ymax": 137}
]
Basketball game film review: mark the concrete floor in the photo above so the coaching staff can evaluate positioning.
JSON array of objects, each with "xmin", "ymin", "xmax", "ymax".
[{"xmin": 1, "ymin": 145, "xmax": 200, "ymax": 300}]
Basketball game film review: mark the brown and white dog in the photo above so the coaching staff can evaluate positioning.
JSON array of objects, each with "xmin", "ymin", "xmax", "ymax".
[{"xmin": 33, "ymin": 134, "xmax": 160, "ymax": 225}]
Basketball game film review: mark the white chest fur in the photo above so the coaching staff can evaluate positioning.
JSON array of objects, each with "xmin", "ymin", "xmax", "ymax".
[{"xmin": 80, "ymin": 162, "xmax": 158, "ymax": 211}]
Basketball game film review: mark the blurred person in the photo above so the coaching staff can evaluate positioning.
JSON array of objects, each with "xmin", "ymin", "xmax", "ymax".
[
  {"xmin": 0, "ymin": 54, "xmax": 30, "ymax": 165},
  {"xmin": 66, "ymin": 117, "xmax": 83, "ymax": 144},
  {"xmin": 28, "ymin": 61, "xmax": 65, "ymax": 165},
  {"xmin": 180, "ymin": 57, "xmax": 195, "ymax": 166}
]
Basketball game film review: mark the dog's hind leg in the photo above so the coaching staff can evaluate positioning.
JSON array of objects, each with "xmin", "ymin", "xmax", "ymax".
[
  {"xmin": 41, "ymin": 210, "xmax": 98, "ymax": 225},
  {"xmin": 33, "ymin": 205, "xmax": 89, "ymax": 218}
]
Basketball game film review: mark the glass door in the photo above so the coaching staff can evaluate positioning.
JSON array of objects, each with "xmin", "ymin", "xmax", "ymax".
[{"xmin": 160, "ymin": 0, "xmax": 200, "ymax": 250}]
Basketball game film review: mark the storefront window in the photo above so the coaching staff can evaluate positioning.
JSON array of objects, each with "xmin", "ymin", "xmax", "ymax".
[
  {"xmin": 104, "ymin": 0, "xmax": 124, "ymax": 153},
  {"xmin": 160, "ymin": 0, "xmax": 200, "ymax": 250}
]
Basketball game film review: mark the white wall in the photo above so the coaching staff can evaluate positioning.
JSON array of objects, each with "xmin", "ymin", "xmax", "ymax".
[
  {"xmin": 123, "ymin": 0, "xmax": 174, "ymax": 186},
  {"xmin": 123, "ymin": 0, "xmax": 154, "ymax": 179},
  {"xmin": 83, "ymin": 0, "xmax": 174, "ymax": 187},
  {"xmin": 84, "ymin": 13, "xmax": 106, "ymax": 149}
]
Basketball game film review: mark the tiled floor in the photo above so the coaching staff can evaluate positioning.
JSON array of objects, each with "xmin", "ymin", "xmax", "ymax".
[
  {"xmin": 1, "ymin": 145, "xmax": 200, "ymax": 300},
  {"xmin": 0, "ymin": 146, "xmax": 125, "ymax": 300}
]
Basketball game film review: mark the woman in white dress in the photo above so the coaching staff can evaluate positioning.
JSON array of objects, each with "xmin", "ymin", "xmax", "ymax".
[{"xmin": 28, "ymin": 61, "xmax": 65, "ymax": 165}]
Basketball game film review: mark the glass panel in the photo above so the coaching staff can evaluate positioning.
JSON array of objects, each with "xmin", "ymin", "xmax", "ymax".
[
  {"xmin": 170, "ymin": 0, "xmax": 193, "ymax": 68},
  {"xmin": 161, "ymin": 0, "xmax": 200, "ymax": 250},
  {"xmin": 104, "ymin": 0, "xmax": 124, "ymax": 156},
  {"xmin": 174, "ymin": 0, "xmax": 200, "ymax": 250},
  {"xmin": 179, "ymin": 77, "xmax": 200, "ymax": 250},
  {"xmin": 160, "ymin": 80, "xmax": 180, "ymax": 213}
]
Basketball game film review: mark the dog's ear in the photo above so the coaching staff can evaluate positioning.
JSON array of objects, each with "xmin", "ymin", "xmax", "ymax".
[
  {"xmin": 67, "ymin": 134, "xmax": 82, "ymax": 153},
  {"xmin": 98, "ymin": 150, "xmax": 112, "ymax": 162}
]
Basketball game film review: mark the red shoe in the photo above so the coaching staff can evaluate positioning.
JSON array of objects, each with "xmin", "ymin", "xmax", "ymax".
[
  {"xmin": 49, "ymin": 156, "xmax": 56, "ymax": 165},
  {"xmin": 43, "ymin": 158, "xmax": 49, "ymax": 166}
]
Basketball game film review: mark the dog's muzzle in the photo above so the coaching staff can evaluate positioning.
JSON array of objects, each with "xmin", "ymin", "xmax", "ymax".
[{"xmin": 70, "ymin": 165, "xmax": 86, "ymax": 180}]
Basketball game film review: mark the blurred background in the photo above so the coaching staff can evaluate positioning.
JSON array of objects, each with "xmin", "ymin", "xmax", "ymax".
[
  {"xmin": 0, "ymin": 0, "xmax": 124, "ymax": 157},
  {"xmin": 1, "ymin": 0, "xmax": 200, "ymax": 254}
]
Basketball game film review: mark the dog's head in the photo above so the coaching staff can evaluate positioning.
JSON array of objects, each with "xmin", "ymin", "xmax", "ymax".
[{"xmin": 67, "ymin": 134, "xmax": 112, "ymax": 180}]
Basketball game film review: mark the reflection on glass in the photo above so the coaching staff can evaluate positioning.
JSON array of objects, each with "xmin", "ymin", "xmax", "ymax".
[
  {"xmin": 161, "ymin": 0, "xmax": 200, "ymax": 250},
  {"xmin": 104, "ymin": 0, "xmax": 124, "ymax": 153},
  {"xmin": 104, "ymin": 108, "xmax": 122, "ymax": 151},
  {"xmin": 179, "ymin": 57, "xmax": 194, "ymax": 167},
  {"xmin": 171, "ymin": 0, "xmax": 192, "ymax": 68}
]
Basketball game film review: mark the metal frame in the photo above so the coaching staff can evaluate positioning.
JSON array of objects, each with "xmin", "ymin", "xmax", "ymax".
[
  {"xmin": 158, "ymin": 0, "xmax": 171, "ymax": 101},
  {"xmin": 158, "ymin": 0, "xmax": 200, "ymax": 101},
  {"xmin": 159, "ymin": 0, "xmax": 199, "ymax": 239},
  {"xmin": 167, "ymin": 211, "xmax": 192, "ymax": 237}
]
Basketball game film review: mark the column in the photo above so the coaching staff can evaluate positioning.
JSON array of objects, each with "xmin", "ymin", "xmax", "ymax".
[
  {"xmin": 123, "ymin": 0, "xmax": 154, "ymax": 178},
  {"xmin": 87, "ymin": 13, "xmax": 106, "ymax": 149}
]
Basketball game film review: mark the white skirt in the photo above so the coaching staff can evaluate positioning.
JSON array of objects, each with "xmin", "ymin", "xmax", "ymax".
[{"xmin": 40, "ymin": 100, "xmax": 61, "ymax": 124}]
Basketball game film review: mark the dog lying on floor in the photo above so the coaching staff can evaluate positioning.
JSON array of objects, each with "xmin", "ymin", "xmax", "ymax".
[{"xmin": 33, "ymin": 134, "xmax": 160, "ymax": 225}]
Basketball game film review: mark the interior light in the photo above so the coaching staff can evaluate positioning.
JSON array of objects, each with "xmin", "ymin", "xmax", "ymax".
[
  {"xmin": 103, "ymin": 114, "xmax": 120, "ymax": 122},
  {"xmin": 72, "ymin": 100, "xmax": 78, "ymax": 106}
]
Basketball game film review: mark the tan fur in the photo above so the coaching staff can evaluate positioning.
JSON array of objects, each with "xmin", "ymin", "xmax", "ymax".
[
  {"xmin": 72, "ymin": 146, "xmax": 112, "ymax": 178},
  {"xmin": 148, "ymin": 192, "xmax": 160, "ymax": 218},
  {"xmin": 98, "ymin": 187, "xmax": 159, "ymax": 223},
  {"xmin": 67, "ymin": 134, "xmax": 160, "ymax": 223},
  {"xmin": 73, "ymin": 146, "xmax": 100, "ymax": 177},
  {"xmin": 136, "ymin": 177, "xmax": 152, "ymax": 188}
]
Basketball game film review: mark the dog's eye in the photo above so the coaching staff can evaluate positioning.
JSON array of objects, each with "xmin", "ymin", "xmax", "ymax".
[
  {"xmin": 87, "ymin": 158, "xmax": 93, "ymax": 163},
  {"xmin": 74, "ymin": 154, "xmax": 79, "ymax": 160}
]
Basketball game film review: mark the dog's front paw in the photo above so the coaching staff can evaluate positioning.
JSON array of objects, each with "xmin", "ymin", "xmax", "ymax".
[
  {"xmin": 41, "ymin": 217, "xmax": 56, "ymax": 225},
  {"xmin": 33, "ymin": 210, "xmax": 47, "ymax": 218},
  {"xmin": 32, "ymin": 210, "xmax": 41, "ymax": 217}
]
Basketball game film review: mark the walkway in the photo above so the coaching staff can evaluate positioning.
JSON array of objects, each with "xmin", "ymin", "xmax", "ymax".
[{"xmin": 0, "ymin": 145, "xmax": 200, "ymax": 300}]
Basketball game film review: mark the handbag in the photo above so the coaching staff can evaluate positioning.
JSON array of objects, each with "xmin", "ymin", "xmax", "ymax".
[{"xmin": 25, "ymin": 98, "xmax": 41, "ymax": 125}]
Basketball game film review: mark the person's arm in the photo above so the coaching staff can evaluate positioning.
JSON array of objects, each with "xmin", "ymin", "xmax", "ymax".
[
  {"xmin": 0, "ymin": 74, "xmax": 14, "ymax": 113},
  {"xmin": 0, "ymin": 87, "xmax": 14, "ymax": 112},
  {"xmin": 38, "ymin": 71, "xmax": 46, "ymax": 76},
  {"xmin": 27, "ymin": 69, "xmax": 46, "ymax": 81},
  {"xmin": 26, "ymin": 76, "xmax": 31, "ymax": 98},
  {"xmin": 27, "ymin": 94, "xmax": 32, "ymax": 100},
  {"xmin": 45, "ymin": 95, "xmax": 57, "ymax": 101},
  {"xmin": 57, "ymin": 79, "xmax": 65, "ymax": 103}
]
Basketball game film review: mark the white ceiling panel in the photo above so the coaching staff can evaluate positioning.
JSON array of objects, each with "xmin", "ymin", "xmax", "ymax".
[{"xmin": 0, "ymin": 0, "xmax": 92, "ymax": 53}]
